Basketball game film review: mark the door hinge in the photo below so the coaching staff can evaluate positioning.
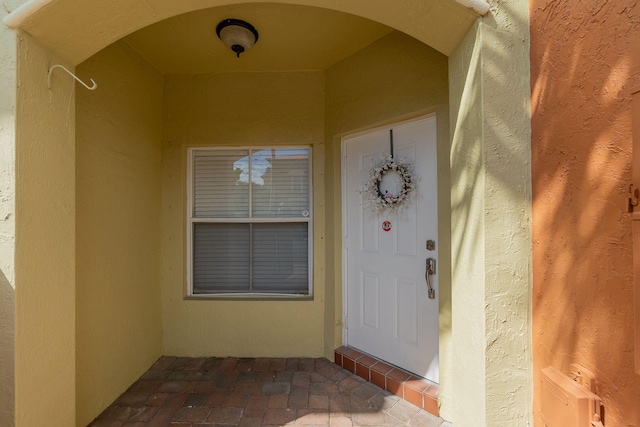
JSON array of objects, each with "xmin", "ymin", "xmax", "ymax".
[
  {"xmin": 345, "ymin": 317, "xmax": 348, "ymax": 330},
  {"xmin": 629, "ymin": 184, "xmax": 639, "ymax": 212}
]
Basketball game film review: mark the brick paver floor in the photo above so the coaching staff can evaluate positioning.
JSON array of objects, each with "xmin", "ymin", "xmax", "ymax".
[{"xmin": 88, "ymin": 356, "xmax": 451, "ymax": 427}]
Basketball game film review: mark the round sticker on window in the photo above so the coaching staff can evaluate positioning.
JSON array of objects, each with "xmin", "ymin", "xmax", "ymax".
[{"xmin": 382, "ymin": 221, "xmax": 392, "ymax": 232}]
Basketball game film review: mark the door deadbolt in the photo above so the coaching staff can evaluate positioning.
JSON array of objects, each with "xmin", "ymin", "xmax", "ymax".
[{"xmin": 426, "ymin": 240, "xmax": 436, "ymax": 251}]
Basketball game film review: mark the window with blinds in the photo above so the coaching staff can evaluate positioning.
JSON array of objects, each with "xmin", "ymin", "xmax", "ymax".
[{"xmin": 187, "ymin": 147, "xmax": 312, "ymax": 296}]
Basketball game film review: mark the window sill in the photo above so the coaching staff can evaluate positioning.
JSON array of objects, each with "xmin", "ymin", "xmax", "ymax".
[{"xmin": 185, "ymin": 293, "xmax": 314, "ymax": 301}]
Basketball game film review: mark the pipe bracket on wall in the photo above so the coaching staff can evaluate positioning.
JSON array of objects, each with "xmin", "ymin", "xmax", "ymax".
[{"xmin": 47, "ymin": 64, "xmax": 97, "ymax": 90}]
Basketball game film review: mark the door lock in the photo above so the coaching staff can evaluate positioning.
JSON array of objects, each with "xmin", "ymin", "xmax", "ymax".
[{"xmin": 425, "ymin": 258, "xmax": 436, "ymax": 300}]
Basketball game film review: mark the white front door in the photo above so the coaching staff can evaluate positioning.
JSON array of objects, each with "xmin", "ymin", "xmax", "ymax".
[{"xmin": 343, "ymin": 115, "xmax": 439, "ymax": 382}]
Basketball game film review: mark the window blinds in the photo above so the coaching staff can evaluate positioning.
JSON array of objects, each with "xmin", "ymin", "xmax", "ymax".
[{"xmin": 190, "ymin": 148, "xmax": 311, "ymax": 295}]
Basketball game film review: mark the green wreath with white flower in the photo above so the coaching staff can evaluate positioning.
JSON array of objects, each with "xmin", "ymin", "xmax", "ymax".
[{"xmin": 363, "ymin": 155, "xmax": 416, "ymax": 214}]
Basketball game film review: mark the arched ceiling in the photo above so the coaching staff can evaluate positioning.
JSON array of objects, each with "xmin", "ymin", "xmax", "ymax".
[
  {"xmin": 122, "ymin": 4, "xmax": 395, "ymax": 74},
  {"xmin": 4, "ymin": 0, "xmax": 481, "ymax": 66}
]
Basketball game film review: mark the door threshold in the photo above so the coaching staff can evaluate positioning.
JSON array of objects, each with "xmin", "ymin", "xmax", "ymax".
[{"xmin": 334, "ymin": 346, "xmax": 439, "ymax": 416}]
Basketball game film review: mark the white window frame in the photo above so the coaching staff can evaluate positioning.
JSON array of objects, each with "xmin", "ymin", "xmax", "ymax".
[{"xmin": 186, "ymin": 146, "xmax": 313, "ymax": 298}]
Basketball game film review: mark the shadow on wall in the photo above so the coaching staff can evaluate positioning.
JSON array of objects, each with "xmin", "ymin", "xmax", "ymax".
[
  {"xmin": 0, "ymin": 267, "xmax": 15, "ymax": 425},
  {"xmin": 530, "ymin": 0, "xmax": 640, "ymax": 425},
  {"xmin": 452, "ymin": 6, "xmax": 531, "ymax": 285},
  {"xmin": 450, "ymin": 5, "xmax": 532, "ymax": 424}
]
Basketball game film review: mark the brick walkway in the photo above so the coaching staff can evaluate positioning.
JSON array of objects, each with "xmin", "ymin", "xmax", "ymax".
[{"xmin": 88, "ymin": 357, "xmax": 450, "ymax": 427}]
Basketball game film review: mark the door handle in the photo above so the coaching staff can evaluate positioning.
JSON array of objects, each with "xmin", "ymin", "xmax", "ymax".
[{"xmin": 425, "ymin": 258, "xmax": 436, "ymax": 300}]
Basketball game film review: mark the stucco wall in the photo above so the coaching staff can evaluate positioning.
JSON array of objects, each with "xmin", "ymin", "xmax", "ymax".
[
  {"xmin": 15, "ymin": 33, "xmax": 76, "ymax": 427},
  {"xmin": 531, "ymin": 0, "xmax": 640, "ymax": 425},
  {"xmin": 0, "ymin": 1, "xmax": 21, "ymax": 425},
  {"xmin": 449, "ymin": 0, "xmax": 533, "ymax": 424},
  {"xmin": 75, "ymin": 42, "xmax": 164, "ymax": 426},
  {"xmin": 324, "ymin": 29, "xmax": 451, "ymax": 411},
  {"xmin": 448, "ymin": 21, "xmax": 488, "ymax": 424},
  {"xmin": 161, "ymin": 71, "xmax": 327, "ymax": 357}
]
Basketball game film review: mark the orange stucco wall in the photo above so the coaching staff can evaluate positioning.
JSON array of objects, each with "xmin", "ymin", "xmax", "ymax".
[{"xmin": 531, "ymin": 0, "xmax": 640, "ymax": 425}]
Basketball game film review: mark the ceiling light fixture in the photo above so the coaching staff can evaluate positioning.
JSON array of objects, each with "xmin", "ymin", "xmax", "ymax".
[{"xmin": 216, "ymin": 18, "xmax": 259, "ymax": 58}]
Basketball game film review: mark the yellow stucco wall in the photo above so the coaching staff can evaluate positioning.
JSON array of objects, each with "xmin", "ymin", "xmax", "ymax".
[
  {"xmin": 161, "ymin": 71, "xmax": 327, "ymax": 357},
  {"xmin": 324, "ymin": 29, "xmax": 451, "ymax": 407},
  {"xmin": 15, "ymin": 33, "xmax": 76, "ymax": 427},
  {"xmin": 449, "ymin": 0, "xmax": 533, "ymax": 423},
  {"xmin": 75, "ymin": 42, "xmax": 164, "ymax": 426},
  {"xmin": 0, "ymin": 2, "xmax": 20, "ymax": 425}
]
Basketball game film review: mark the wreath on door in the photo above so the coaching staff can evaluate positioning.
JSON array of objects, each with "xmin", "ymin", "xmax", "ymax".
[{"xmin": 363, "ymin": 155, "xmax": 416, "ymax": 214}]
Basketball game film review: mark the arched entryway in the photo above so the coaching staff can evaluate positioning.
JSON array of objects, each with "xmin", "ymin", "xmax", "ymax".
[{"xmin": 2, "ymin": 0, "xmax": 533, "ymax": 426}]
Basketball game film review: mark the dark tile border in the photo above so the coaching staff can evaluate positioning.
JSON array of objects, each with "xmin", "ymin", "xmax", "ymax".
[{"xmin": 334, "ymin": 346, "xmax": 439, "ymax": 416}]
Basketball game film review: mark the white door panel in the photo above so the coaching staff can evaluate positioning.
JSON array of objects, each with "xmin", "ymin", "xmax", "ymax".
[{"xmin": 343, "ymin": 115, "xmax": 439, "ymax": 382}]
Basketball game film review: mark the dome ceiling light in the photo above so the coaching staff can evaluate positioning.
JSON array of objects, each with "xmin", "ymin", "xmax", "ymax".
[{"xmin": 216, "ymin": 19, "xmax": 259, "ymax": 58}]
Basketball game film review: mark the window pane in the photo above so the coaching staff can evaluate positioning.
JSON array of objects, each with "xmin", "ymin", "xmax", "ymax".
[
  {"xmin": 189, "ymin": 147, "xmax": 312, "ymax": 296},
  {"xmin": 193, "ymin": 150, "xmax": 249, "ymax": 218},
  {"xmin": 252, "ymin": 223, "xmax": 309, "ymax": 293},
  {"xmin": 193, "ymin": 223, "xmax": 249, "ymax": 293},
  {"xmin": 251, "ymin": 148, "xmax": 310, "ymax": 218}
]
